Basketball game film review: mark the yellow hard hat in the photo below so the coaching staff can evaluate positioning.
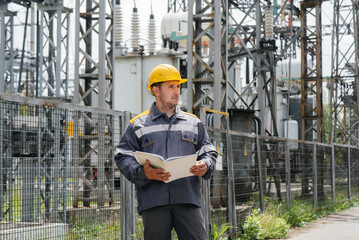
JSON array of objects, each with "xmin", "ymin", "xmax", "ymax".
[{"xmin": 147, "ymin": 64, "xmax": 187, "ymax": 93}]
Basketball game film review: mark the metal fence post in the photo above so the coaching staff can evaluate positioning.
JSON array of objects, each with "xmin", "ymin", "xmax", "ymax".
[
  {"xmin": 201, "ymin": 179, "xmax": 210, "ymax": 235},
  {"xmin": 256, "ymin": 135, "xmax": 265, "ymax": 212},
  {"xmin": 98, "ymin": 114, "xmax": 106, "ymax": 207},
  {"xmin": 331, "ymin": 145, "xmax": 336, "ymax": 202},
  {"xmin": 52, "ymin": 108, "xmax": 61, "ymax": 222},
  {"xmin": 8, "ymin": 105, "xmax": 13, "ymax": 221},
  {"xmin": 36, "ymin": 106, "xmax": 43, "ymax": 221},
  {"xmin": 285, "ymin": 140, "xmax": 291, "ymax": 211},
  {"xmin": 348, "ymin": 146, "xmax": 351, "ymax": 201},
  {"xmin": 63, "ymin": 110, "xmax": 68, "ymax": 222},
  {"xmin": 120, "ymin": 111, "xmax": 135, "ymax": 240},
  {"xmin": 313, "ymin": 143, "xmax": 318, "ymax": 208},
  {"xmin": 226, "ymin": 125, "xmax": 237, "ymax": 235},
  {"xmin": 0, "ymin": 102, "xmax": 3, "ymax": 220},
  {"xmin": 73, "ymin": 111, "xmax": 80, "ymax": 208}
]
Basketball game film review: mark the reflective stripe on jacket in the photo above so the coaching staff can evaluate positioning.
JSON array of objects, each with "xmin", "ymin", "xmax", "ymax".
[{"xmin": 114, "ymin": 103, "xmax": 218, "ymax": 213}]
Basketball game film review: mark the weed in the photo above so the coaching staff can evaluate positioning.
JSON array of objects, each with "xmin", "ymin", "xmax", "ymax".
[
  {"xmin": 284, "ymin": 200, "xmax": 317, "ymax": 227},
  {"xmin": 211, "ymin": 223, "xmax": 232, "ymax": 240}
]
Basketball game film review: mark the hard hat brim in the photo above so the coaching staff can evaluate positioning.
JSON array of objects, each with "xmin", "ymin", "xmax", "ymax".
[{"xmin": 147, "ymin": 78, "xmax": 188, "ymax": 91}]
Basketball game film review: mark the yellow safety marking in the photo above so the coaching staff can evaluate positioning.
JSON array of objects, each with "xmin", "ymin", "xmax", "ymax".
[
  {"xmin": 130, "ymin": 110, "xmax": 150, "ymax": 124},
  {"xmin": 202, "ymin": 108, "xmax": 229, "ymax": 118}
]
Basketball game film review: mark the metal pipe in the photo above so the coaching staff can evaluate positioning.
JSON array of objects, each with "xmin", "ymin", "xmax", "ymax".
[{"xmin": 252, "ymin": 115, "xmax": 262, "ymax": 135}]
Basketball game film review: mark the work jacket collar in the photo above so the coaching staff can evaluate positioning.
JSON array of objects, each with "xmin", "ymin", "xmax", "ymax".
[{"xmin": 150, "ymin": 102, "xmax": 186, "ymax": 121}]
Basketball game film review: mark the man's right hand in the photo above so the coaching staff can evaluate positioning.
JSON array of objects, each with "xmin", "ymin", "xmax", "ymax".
[{"xmin": 143, "ymin": 160, "xmax": 171, "ymax": 182}]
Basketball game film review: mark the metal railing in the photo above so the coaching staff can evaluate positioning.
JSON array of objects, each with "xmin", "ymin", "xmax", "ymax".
[{"xmin": 0, "ymin": 93, "xmax": 358, "ymax": 239}]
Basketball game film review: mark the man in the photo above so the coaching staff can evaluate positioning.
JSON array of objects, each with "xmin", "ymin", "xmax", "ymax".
[{"xmin": 114, "ymin": 64, "xmax": 218, "ymax": 240}]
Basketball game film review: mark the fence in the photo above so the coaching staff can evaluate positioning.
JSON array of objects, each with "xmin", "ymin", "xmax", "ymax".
[{"xmin": 0, "ymin": 93, "xmax": 358, "ymax": 239}]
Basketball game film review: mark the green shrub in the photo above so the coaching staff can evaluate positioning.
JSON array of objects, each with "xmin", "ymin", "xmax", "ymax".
[
  {"xmin": 241, "ymin": 209, "xmax": 262, "ymax": 240},
  {"xmin": 241, "ymin": 208, "xmax": 290, "ymax": 240}
]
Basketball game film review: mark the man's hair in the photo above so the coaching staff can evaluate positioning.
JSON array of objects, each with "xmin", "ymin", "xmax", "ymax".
[
  {"xmin": 151, "ymin": 82, "xmax": 163, "ymax": 91},
  {"xmin": 151, "ymin": 82, "xmax": 162, "ymax": 88}
]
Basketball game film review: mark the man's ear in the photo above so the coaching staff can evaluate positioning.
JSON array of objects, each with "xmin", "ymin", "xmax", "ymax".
[{"xmin": 152, "ymin": 85, "xmax": 159, "ymax": 96}]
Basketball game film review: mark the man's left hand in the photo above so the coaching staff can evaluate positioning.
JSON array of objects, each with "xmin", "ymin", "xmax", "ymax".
[{"xmin": 190, "ymin": 161, "xmax": 207, "ymax": 177}]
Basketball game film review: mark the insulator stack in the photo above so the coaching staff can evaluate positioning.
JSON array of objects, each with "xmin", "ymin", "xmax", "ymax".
[
  {"xmin": 114, "ymin": 4, "xmax": 123, "ymax": 46},
  {"xmin": 131, "ymin": 7, "xmax": 140, "ymax": 52},
  {"xmin": 265, "ymin": 6, "xmax": 274, "ymax": 40},
  {"xmin": 147, "ymin": 14, "xmax": 156, "ymax": 54}
]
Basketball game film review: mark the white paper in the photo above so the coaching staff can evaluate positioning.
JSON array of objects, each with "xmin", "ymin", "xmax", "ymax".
[{"xmin": 134, "ymin": 151, "xmax": 197, "ymax": 183}]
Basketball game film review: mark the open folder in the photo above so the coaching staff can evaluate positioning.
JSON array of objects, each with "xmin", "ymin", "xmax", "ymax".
[{"xmin": 134, "ymin": 151, "xmax": 197, "ymax": 183}]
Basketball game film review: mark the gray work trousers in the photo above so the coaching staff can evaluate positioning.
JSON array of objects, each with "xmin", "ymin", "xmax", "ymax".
[{"xmin": 141, "ymin": 204, "xmax": 208, "ymax": 240}]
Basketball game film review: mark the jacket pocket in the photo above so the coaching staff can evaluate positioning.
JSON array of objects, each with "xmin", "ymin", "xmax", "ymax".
[
  {"xmin": 181, "ymin": 130, "xmax": 198, "ymax": 145},
  {"xmin": 142, "ymin": 135, "xmax": 155, "ymax": 148}
]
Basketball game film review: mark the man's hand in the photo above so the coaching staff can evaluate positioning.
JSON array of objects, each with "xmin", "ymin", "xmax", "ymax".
[
  {"xmin": 144, "ymin": 160, "xmax": 171, "ymax": 181},
  {"xmin": 190, "ymin": 161, "xmax": 207, "ymax": 177}
]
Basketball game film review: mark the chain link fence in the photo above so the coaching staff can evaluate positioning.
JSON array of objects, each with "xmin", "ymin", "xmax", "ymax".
[{"xmin": 1, "ymin": 94, "xmax": 359, "ymax": 239}]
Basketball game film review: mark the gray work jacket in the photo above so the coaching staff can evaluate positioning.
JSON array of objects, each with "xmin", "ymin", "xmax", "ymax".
[{"xmin": 114, "ymin": 103, "xmax": 218, "ymax": 213}]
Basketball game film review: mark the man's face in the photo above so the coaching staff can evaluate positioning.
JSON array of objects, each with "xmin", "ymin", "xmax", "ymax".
[{"xmin": 153, "ymin": 80, "xmax": 180, "ymax": 108}]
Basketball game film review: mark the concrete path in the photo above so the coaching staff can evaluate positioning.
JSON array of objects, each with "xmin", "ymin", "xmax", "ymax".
[{"xmin": 285, "ymin": 207, "xmax": 359, "ymax": 240}]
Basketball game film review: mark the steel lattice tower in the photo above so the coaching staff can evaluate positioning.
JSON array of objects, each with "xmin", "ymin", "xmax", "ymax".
[
  {"xmin": 329, "ymin": 0, "xmax": 359, "ymax": 146},
  {"xmin": 73, "ymin": 0, "xmax": 114, "ymax": 208}
]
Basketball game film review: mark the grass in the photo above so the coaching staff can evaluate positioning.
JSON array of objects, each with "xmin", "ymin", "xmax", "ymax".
[{"xmin": 66, "ymin": 220, "xmax": 121, "ymax": 240}]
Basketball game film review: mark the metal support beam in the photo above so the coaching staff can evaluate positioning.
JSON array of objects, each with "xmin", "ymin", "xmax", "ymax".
[
  {"xmin": 0, "ymin": 6, "xmax": 6, "ymax": 93},
  {"xmin": 186, "ymin": 0, "xmax": 228, "ymax": 129},
  {"xmin": 256, "ymin": 0, "xmax": 265, "ymax": 135},
  {"xmin": 0, "ymin": 6, "xmax": 15, "ymax": 94},
  {"xmin": 37, "ymin": 3, "xmax": 71, "ymax": 98},
  {"xmin": 300, "ymin": 0, "xmax": 323, "ymax": 143},
  {"xmin": 167, "ymin": 0, "xmax": 186, "ymax": 12}
]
